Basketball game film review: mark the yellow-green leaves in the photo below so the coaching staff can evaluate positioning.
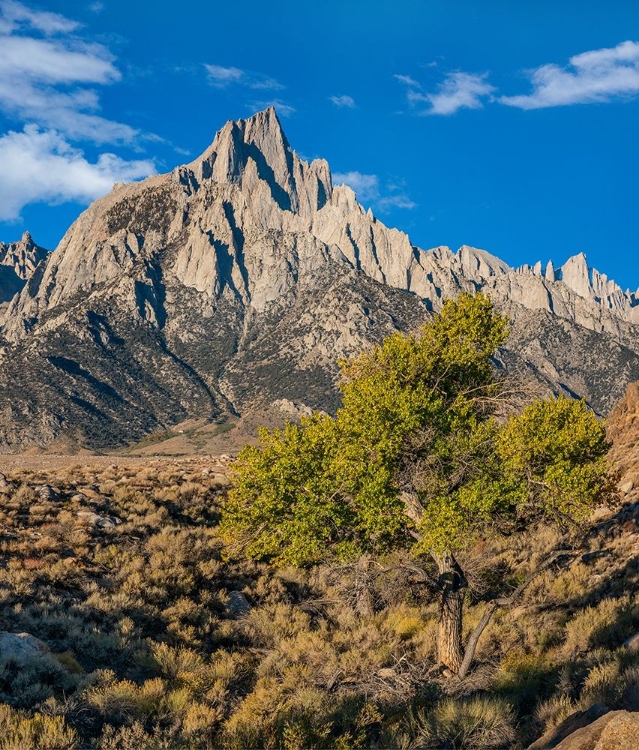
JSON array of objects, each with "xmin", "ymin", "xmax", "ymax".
[
  {"xmin": 220, "ymin": 296, "xmax": 612, "ymax": 567},
  {"xmin": 221, "ymin": 294, "xmax": 512, "ymax": 564},
  {"xmin": 498, "ymin": 397, "xmax": 613, "ymax": 527}
]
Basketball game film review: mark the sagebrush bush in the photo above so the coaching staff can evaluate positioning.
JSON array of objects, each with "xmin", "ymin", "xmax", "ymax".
[
  {"xmin": 397, "ymin": 696, "xmax": 516, "ymax": 749},
  {"xmin": 0, "ymin": 703, "xmax": 78, "ymax": 750}
]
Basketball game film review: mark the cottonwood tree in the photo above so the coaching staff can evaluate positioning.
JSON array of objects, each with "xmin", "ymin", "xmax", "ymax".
[{"xmin": 221, "ymin": 293, "xmax": 613, "ymax": 677}]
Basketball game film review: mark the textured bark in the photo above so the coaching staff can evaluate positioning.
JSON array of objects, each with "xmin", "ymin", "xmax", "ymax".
[{"xmin": 434, "ymin": 552, "xmax": 467, "ymax": 672}]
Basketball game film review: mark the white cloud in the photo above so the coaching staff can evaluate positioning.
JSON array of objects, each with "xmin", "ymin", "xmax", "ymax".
[
  {"xmin": 333, "ymin": 171, "xmax": 415, "ymax": 212},
  {"xmin": 0, "ymin": 0, "xmax": 79, "ymax": 34},
  {"xmin": 500, "ymin": 40, "xmax": 639, "ymax": 109},
  {"xmin": 377, "ymin": 194, "xmax": 417, "ymax": 211},
  {"xmin": 204, "ymin": 63, "xmax": 283, "ymax": 91},
  {"xmin": 249, "ymin": 98, "xmax": 295, "ymax": 117},
  {"xmin": 329, "ymin": 94, "xmax": 356, "ymax": 108},
  {"xmin": 420, "ymin": 72, "xmax": 495, "ymax": 115},
  {"xmin": 0, "ymin": 35, "xmax": 118, "ymax": 84},
  {"xmin": 0, "ymin": 2, "xmax": 143, "ymax": 144},
  {"xmin": 0, "ymin": 2, "xmax": 157, "ymax": 218},
  {"xmin": 0, "ymin": 126, "xmax": 155, "ymax": 221},
  {"xmin": 333, "ymin": 171, "xmax": 380, "ymax": 202},
  {"xmin": 89, "ymin": 2, "xmax": 104, "ymax": 13},
  {"xmin": 395, "ymin": 69, "xmax": 494, "ymax": 115},
  {"xmin": 204, "ymin": 64, "xmax": 244, "ymax": 87},
  {"xmin": 394, "ymin": 74, "xmax": 420, "ymax": 87}
]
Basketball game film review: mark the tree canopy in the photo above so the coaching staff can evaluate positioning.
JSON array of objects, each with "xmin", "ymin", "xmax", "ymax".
[
  {"xmin": 222, "ymin": 293, "xmax": 611, "ymax": 566},
  {"xmin": 221, "ymin": 292, "xmax": 614, "ymax": 674}
]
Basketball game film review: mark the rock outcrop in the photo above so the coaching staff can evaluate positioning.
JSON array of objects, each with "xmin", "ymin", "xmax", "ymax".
[
  {"xmin": 0, "ymin": 107, "xmax": 637, "ymax": 451},
  {"xmin": 607, "ymin": 381, "xmax": 639, "ymax": 502},
  {"xmin": 528, "ymin": 709, "xmax": 639, "ymax": 750},
  {"xmin": 0, "ymin": 231, "xmax": 48, "ymax": 307}
]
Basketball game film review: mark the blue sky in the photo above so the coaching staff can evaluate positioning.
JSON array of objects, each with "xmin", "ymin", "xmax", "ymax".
[{"xmin": 0, "ymin": 0, "xmax": 637, "ymax": 290}]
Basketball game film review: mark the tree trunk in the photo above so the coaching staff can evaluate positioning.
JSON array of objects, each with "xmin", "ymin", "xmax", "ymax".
[
  {"xmin": 433, "ymin": 552, "xmax": 467, "ymax": 673},
  {"xmin": 355, "ymin": 555, "xmax": 375, "ymax": 617}
]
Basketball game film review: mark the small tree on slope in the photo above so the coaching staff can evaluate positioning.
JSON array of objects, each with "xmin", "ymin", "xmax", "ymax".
[{"xmin": 221, "ymin": 293, "xmax": 614, "ymax": 677}]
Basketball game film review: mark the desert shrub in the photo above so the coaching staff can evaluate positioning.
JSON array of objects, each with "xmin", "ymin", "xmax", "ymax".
[
  {"xmin": 84, "ymin": 671, "xmax": 166, "ymax": 724},
  {"xmin": 562, "ymin": 596, "xmax": 638, "ymax": 655},
  {"xmin": 0, "ymin": 654, "xmax": 77, "ymax": 709},
  {"xmin": 97, "ymin": 722, "xmax": 171, "ymax": 750},
  {"xmin": 492, "ymin": 651, "xmax": 560, "ymax": 713},
  {"xmin": 397, "ymin": 696, "xmax": 516, "ymax": 749},
  {"xmin": 578, "ymin": 650, "xmax": 639, "ymax": 710},
  {"xmin": 534, "ymin": 693, "xmax": 577, "ymax": 735},
  {"xmin": 0, "ymin": 703, "xmax": 78, "ymax": 750}
]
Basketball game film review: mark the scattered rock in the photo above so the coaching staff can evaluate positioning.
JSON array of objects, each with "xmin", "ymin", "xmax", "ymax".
[
  {"xmin": 623, "ymin": 631, "xmax": 639, "ymax": 651},
  {"xmin": 201, "ymin": 468, "xmax": 212, "ymax": 476},
  {"xmin": 0, "ymin": 632, "xmax": 50, "ymax": 663},
  {"xmin": 619, "ymin": 480, "xmax": 634, "ymax": 495},
  {"xmin": 76, "ymin": 510, "xmax": 120, "ymax": 529},
  {"xmin": 36, "ymin": 484, "xmax": 59, "ymax": 502},
  {"xmin": 225, "ymin": 591, "xmax": 250, "ymax": 617},
  {"xmin": 528, "ymin": 704, "xmax": 610, "ymax": 749},
  {"xmin": 211, "ymin": 473, "xmax": 231, "ymax": 487}
]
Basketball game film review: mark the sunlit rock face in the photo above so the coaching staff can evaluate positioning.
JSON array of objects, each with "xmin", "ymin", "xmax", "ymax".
[
  {"xmin": 0, "ymin": 107, "xmax": 637, "ymax": 451},
  {"xmin": 0, "ymin": 231, "xmax": 48, "ymax": 306}
]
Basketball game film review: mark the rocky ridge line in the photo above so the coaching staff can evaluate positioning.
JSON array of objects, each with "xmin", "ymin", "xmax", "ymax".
[{"xmin": 0, "ymin": 106, "xmax": 637, "ymax": 451}]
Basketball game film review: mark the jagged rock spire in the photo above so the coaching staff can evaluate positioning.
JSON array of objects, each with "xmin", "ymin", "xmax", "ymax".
[{"xmin": 188, "ymin": 106, "xmax": 333, "ymax": 216}]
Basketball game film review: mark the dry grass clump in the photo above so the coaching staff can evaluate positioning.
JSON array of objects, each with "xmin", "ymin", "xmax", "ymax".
[
  {"xmin": 0, "ymin": 459, "xmax": 636, "ymax": 747},
  {"xmin": 391, "ymin": 695, "xmax": 516, "ymax": 749}
]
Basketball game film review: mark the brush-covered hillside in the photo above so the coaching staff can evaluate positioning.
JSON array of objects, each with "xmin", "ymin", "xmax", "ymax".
[{"xmin": 0, "ymin": 435, "xmax": 637, "ymax": 748}]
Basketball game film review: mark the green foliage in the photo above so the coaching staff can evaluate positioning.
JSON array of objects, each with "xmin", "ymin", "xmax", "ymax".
[
  {"xmin": 222, "ymin": 293, "xmax": 612, "ymax": 565},
  {"xmin": 222, "ymin": 293, "xmax": 511, "ymax": 563},
  {"xmin": 498, "ymin": 396, "xmax": 613, "ymax": 527}
]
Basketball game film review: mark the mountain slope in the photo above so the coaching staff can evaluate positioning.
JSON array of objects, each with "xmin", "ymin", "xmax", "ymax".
[{"xmin": 0, "ymin": 107, "xmax": 637, "ymax": 452}]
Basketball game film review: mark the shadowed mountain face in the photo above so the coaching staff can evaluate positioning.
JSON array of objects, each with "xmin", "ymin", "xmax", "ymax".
[{"xmin": 0, "ymin": 106, "xmax": 638, "ymax": 452}]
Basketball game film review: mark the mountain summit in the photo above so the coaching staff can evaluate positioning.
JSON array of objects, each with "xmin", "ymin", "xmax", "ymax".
[{"xmin": 0, "ymin": 107, "xmax": 638, "ymax": 451}]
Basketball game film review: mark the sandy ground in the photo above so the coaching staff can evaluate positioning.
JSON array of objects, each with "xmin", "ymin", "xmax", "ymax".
[{"xmin": 0, "ymin": 452, "xmax": 234, "ymax": 472}]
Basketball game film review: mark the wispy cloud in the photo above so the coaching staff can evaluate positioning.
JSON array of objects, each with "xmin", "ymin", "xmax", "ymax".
[
  {"xmin": 0, "ymin": 0, "xmax": 78, "ymax": 34},
  {"xmin": 329, "ymin": 94, "xmax": 356, "ymax": 108},
  {"xmin": 0, "ymin": 126, "xmax": 154, "ymax": 221},
  {"xmin": 333, "ymin": 171, "xmax": 379, "ymax": 203},
  {"xmin": 333, "ymin": 171, "xmax": 416, "ymax": 213},
  {"xmin": 415, "ymin": 72, "xmax": 495, "ymax": 115},
  {"xmin": 377, "ymin": 194, "xmax": 417, "ymax": 211},
  {"xmin": 89, "ymin": 2, "xmax": 104, "ymax": 13},
  {"xmin": 0, "ymin": 1, "xmax": 156, "ymax": 219},
  {"xmin": 394, "ymin": 74, "xmax": 421, "ymax": 88},
  {"xmin": 249, "ymin": 98, "xmax": 296, "ymax": 117},
  {"xmin": 500, "ymin": 40, "xmax": 639, "ymax": 109},
  {"xmin": 0, "ymin": 1, "xmax": 143, "ymax": 143},
  {"xmin": 204, "ymin": 63, "xmax": 283, "ymax": 91}
]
